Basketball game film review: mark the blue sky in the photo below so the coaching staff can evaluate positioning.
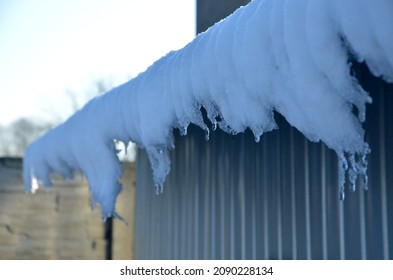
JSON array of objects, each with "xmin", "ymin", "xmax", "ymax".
[{"xmin": 0, "ymin": 0, "xmax": 195, "ymax": 125}]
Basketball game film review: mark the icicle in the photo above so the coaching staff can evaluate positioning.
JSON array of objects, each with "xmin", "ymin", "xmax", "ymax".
[
  {"xmin": 102, "ymin": 211, "xmax": 126, "ymax": 223},
  {"xmin": 362, "ymin": 175, "xmax": 369, "ymax": 191},
  {"xmin": 112, "ymin": 212, "xmax": 128, "ymax": 225},
  {"xmin": 204, "ymin": 129, "xmax": 210, "ymax": 141},
  {"xmin": 337, "ymin": 142, "xmax": 370, "ymax": 199},
  {"xmin": 146, "ymin": 146, "xmax": 171, "ymax": 193},
  {"xmin": 253, "ymin": 130, "xmax": 263, "ymax": 143},
  {"xmin": 338, "ymin": 152, "xmax": 348, "ymax": 200},
  {"xmin": 155, "ymin": 183, "xmax": 164, "ymax": 195},
  {"xmin": 179, "ymin": 126, "xmax": 188, "ymax": 136},
  {"xmin": 359, "ymin": 143, "xmax": 371, "ymax": 191},
  {"xmin": 212, "ymin": 121, "xmax": 218, "ymax": 131},
  {"xmin": 348, "ymin": 154, "xmax": 358, "ymax": 192},
  {"xmin": 204, "ymin": 105, "xmax": 220, "ymax": 132}
]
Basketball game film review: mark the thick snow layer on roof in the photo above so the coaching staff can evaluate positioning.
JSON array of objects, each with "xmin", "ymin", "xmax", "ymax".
[{"xmin": 23, "ymin": 0, "xmax": 393, "ymax": 218}]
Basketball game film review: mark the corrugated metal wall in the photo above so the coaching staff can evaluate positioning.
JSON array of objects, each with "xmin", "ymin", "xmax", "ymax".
[
  {"xmin": 135, "ymin": 64, "xmax": 393, "ymax": 260},
  {"xmin": 135, "ymin": 1, "xmax": 393, "ymax": 260}
]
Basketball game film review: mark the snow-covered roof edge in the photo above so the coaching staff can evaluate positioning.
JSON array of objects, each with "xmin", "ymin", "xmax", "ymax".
[{"xmin": 23, "ymin": 0, "xmax": 393, "ymax": 218}]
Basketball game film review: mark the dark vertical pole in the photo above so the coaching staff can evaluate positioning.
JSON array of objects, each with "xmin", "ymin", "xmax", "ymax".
[
  {"xmin": 196, "ymin": 0, "xmax": 251, "ymax": 34},
  {"xmin": 105, "ymin": 218, "xmax": 113, "ymax": 259}
]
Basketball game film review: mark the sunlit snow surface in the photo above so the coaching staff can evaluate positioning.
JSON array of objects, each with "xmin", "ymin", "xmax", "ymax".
[{"xmin": 23, "ymin": 0, "xmax": 393, "ymax": 218}]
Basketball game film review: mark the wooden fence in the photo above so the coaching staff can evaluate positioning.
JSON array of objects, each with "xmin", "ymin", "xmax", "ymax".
[{"xmin": 0, "ymin": 157, "xmax": 135, "ymax": 260}]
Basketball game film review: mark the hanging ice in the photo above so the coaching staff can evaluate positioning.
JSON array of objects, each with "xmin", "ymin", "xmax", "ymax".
[{"xmin": 23, "ymin": 0, "xmax": 393, "ymax": 218}]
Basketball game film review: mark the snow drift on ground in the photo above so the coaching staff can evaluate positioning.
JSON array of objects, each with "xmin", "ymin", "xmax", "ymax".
[{"xmin": 23, "ymin": 0, "xmax": 393, "ymax": 218}]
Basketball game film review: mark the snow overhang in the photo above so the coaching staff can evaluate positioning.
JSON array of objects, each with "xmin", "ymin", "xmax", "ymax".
[{"xmin": 23, "ymin": 0, "xmax": 393, "ymax": 218}]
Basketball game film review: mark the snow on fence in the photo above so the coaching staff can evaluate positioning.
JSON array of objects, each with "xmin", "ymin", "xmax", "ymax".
[{"xmin": 23, "ymin": 0, "xmax": 393, "ymax": 218}]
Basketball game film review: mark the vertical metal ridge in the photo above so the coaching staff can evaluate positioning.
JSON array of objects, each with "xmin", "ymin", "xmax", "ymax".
[
  {"xmin": 321, "ymin": 144, "xmax": 328, "ymax": 260},
  {"xmin": 262, "ymin": 137, "xmax": 269, "ymax": 259},
  {"xmin": 229, "ymin": 146, "xmax": 236, "ymax": 259},
  {"xmin": 338, "ymin": 202, "xmax": 345, "ymax": 259},
  {"xmin": 239, "ymin": 138, "xmax": 247, "ymax": 259},
  {"xmin": 218, "ymin": 143, "xmax": 226, "ymax": 259},
  {"xmin": 379, "ymin": 90, "xmax": 389, "ymax": 260},
  {"xmin": 277, "ymin": 128, "xmax": 283, "ymax": 260},
  {"xmin": 289, "ymin": 127, "xmax": 298, "ymax": 260},
  {"xmin": 359, "ymin": 187, "xmax": 367, "ymax": 259},
  {"xmin": 304, "ymin": 139, "xmax": 311, "ymax": 259},
  {"xmin": 193, "ymin": 162, "xmax": 200, "ymax": 259}
]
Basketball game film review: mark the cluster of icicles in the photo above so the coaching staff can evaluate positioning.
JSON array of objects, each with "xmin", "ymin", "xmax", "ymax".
[{"xmin": 24, "ymin": 0, "xmax": 393, "ymax": 218}]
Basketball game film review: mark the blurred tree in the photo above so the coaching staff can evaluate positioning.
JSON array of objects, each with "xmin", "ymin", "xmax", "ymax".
[
  {"xmin": 0, "ymin": 118, "xmax": 53, "ymax": 157},
  {"xmin": 0, "ymin": 79, "xmax": 135, "ymax": 161},
  {"xmin": 11, "ymin": 118, "xmax": 53, "ymax": 154}
]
